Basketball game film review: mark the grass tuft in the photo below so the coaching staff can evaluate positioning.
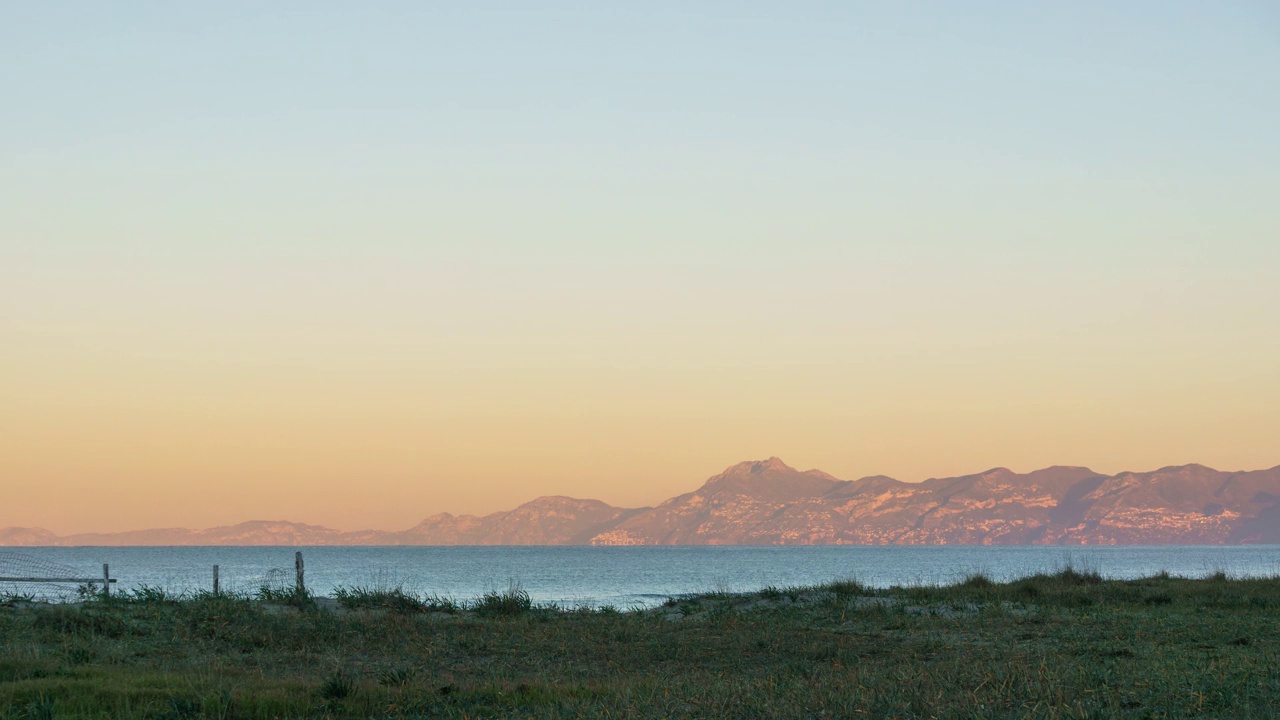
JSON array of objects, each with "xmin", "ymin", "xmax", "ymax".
[
  {"xmin": 820, "ymin": 579, "xmax": 863, "ymax": 597},
  {"xmin": 0, "ymin": 590, "xmax": 37, "ymax": 605},
  {"xmin": 154, "ymin": 696, "xmax": 202, "ymax": 720},
  {"xmin": 22, "ymin": 696, "xmax": 54, "ymax": 720},
  {"xmin": 1054, "ymin": 566, "xmax": 1103, "ymax": 585},
  {"xmin": 377, "ymin": 666, "xmax": 418, "ymax": 687},
  {"xmin": 255, "ymin": 584, "xmax": 315, "ymax": 610},
  {"xmin": 122, "ymin": 585, "xmax": 180, "ymax": 604},
  {"xmin": 320, "ymin": 669, "xmax": 356, "ymax": 700},
  {"xmin": 334, "ymin": 585, "xmax": 424, "ymax": 613},
  {"xmin": 472, "ymin": 583, "xmax": 533, "ymax": 618},
  {"xmin": 423, "ymin": 594, "xmax": 460, "ymax": 613}
]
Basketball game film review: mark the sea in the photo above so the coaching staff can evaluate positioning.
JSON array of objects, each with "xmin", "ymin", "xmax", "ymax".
[{"xmin": 4, "ymin": 545, "xmax": 1278, "ymax": 607}]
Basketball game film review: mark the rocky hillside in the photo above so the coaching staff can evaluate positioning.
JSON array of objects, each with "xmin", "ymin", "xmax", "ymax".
[
  {"xmin": 5, "ymin": 458, "xmax": 1278, "ymax": 546},
  {"xmin": 387, "ymin": 497, "xmax": 648, "ymax": 545},
  {"xmin": 590, "ymin": 459, "xmax": 1280, "ymax": 545}
]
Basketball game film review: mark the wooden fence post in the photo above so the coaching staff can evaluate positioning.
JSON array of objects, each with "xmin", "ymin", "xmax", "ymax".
[
  {"xmin": 102, "ymin": 564, "xmax": 110, "ymax": 597},
  {"xmin": 295, "ymin": 552, "xmax": 304, "ymax": 596},
  {"xmin": 213, "ymin": 565, "xmax": 220, "ymax": 595}
]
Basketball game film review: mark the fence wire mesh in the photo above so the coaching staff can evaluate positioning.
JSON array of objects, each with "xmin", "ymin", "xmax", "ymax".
[{"xmin": 0, "ymin": 551, "xmax": 101, "ymax": 601}]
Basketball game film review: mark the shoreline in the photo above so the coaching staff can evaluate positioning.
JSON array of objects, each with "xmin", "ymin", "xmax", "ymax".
[{"xmin": 6, "ymin": 564, "xmax": 1279, "ymax": 611}]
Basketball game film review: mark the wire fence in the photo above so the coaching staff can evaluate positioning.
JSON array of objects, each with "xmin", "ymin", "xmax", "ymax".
[
  {"xmin": 0, "ymin": 551, "xmax": 115, "ymax": 601},
  {"xmin": 0, "ymin": 551, "xmax": 306, "ymax": 603}
]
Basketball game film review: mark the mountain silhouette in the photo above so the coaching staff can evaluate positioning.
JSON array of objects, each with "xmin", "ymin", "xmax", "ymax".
[{"xmin": 5, "ymin": 459, "xmax": 1279, "ymax": 546}]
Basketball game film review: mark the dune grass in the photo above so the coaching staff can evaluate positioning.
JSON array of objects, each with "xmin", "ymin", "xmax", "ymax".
[{"xmin": 1, "ymin": 569, "xmax": 1278, "ymax": 718}]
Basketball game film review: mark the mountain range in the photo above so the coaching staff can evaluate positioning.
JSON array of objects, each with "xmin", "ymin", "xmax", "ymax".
[{"xmin": 5, "ymin": 458, "xmax": 1279, "ymax": 546}]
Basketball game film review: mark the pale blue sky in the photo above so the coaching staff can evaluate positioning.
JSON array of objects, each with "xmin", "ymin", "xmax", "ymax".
[
  {"xmin": 5, "ymin": 2, "xmax": 1278, "ymax": 259},
  {"xmin": 3, "ymin": 2, "xmax": 1280, "ymax": 531}
]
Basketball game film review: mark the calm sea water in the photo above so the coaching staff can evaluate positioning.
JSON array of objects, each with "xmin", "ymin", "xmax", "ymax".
[{"xmin": 5, "ymin": 546, "xmax": 1278, "ymax": 607}]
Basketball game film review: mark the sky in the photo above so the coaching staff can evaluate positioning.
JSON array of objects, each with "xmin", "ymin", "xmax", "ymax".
[{"xmin": 3, "ymin": 2, "xmax": 1279, "ymax": 534}]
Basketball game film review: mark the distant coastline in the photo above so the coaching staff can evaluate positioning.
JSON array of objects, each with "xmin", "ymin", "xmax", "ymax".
[{"xmin": 7, "ymin": 458, "xmax": 1278, "ymax": 547}]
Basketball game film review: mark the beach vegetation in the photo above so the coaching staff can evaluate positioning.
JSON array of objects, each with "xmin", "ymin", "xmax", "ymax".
[{"xmin": 1, "ymin": 569, "xmax": 1277, "ymax": 718}]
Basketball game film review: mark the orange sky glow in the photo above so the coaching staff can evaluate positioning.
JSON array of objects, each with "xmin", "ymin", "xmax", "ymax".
[{"xmin": 4, "ymin": 3, "xmax": 1278, "ymax": 534}]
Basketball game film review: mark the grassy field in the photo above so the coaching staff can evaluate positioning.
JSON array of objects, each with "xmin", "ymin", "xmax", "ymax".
[{"xmin": 2, "ymin": 569, "xmax": 1278, "ymax": 719}]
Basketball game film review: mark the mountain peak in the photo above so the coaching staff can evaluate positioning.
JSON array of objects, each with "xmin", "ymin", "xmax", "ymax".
[
  {"xmin": 514, "ymin": 496, "xmax": 617, "ymax": 511},
  {"xmin": 1153, "ymin": 463, "xmax": 1217, "ymax": 474},
  {"xmin": 702, "ymin": 457, "xmax": 844, "ymax": 502},
  {"xmin": 755, "ymin": 457, "xmax": 791, "ymax": 473},
  {"xmin": 721, "ymin": 457, "xmax": 796, "ymax": 476}
]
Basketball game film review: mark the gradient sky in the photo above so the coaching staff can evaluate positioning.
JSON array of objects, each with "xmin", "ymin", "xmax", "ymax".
[{"xmin": 3, "ymin": 2, "xmax": 1279, "ymax": 534}]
